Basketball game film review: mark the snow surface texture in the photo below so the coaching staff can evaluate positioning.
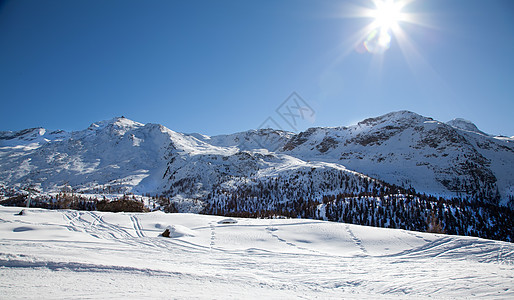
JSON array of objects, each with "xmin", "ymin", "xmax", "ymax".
[
  {"xmin": 0, "ymin": 206, "xmax": 512, "ymax": 299},
  {"xmin": 1, "ymin": 111, "xmax": 513, "ymax": 207}
]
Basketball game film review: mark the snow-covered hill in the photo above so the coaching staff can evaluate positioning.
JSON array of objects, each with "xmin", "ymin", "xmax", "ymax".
[
  {"xmin": 1, "ymin": 112, "xmax": 513, "ymax": 208},
  {"xmin": 0, "ymin": 206, "xmax": 512, "ymax": 299}
]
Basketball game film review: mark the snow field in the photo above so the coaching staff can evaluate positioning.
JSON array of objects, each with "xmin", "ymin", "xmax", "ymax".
[{"xmin": 0, "ymin": 206, "xmax": 513, "ymax": 299}]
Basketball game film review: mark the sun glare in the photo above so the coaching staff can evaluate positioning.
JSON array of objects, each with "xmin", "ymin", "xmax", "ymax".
[
  {"xmin": 333, "ymin": 0, "xmax": 429, "ymax": 62},
  {"xmin": 332, "ymin": 0, "xmax": 438, "ymax": 92},
  {"xmin": 359, "ymin": 0, "xmax": 410, "ymax": 54},
  {"xmin": 371, "ymin": 0, "xmax": 403, "ymax": 31}
]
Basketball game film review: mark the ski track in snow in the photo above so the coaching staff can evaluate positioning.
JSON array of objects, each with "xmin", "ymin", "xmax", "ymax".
[
  {"xmin": 1, "ymin": 207, "xmax": 513, "ymax": 299},
  {"xmin": 346, "ymin": 224, "xmax": 368, "ymax": 255},
  {"xmin": 209, "ymin": 221, "xmax": 216, "ymax": 250},
  {"xmin": 130, "ymin": 215, "xmax": 145, "ymax": 238},
  {"xmin": 266, "ymin": 222, "xmax": 322, "ymax": 255},
  {"xmin": 89, "ymin": 212, "xmax": 127, "ymax": 239},
  {"xmin": 404, "ymin": 230, "xmax": 434, "ymax": 244}
]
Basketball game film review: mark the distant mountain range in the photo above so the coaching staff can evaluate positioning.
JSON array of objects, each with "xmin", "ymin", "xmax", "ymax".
[{"xmin": 1, "ymin": 111, "xmax": 513, "ymax": 209}]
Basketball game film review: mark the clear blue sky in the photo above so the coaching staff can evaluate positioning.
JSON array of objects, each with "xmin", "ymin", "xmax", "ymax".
[{"xmin": 1, "ymin": 0, "xmax": 513, "ymax": 136}]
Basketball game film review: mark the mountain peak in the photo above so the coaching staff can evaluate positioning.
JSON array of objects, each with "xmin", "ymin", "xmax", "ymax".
[
  {"xmin": 357, "ymin": 110, "xmax": 428, "ymax": 127},
  {"xmin": 87, "ymin": 117, "xmax": 144, "ymax": 132},
  {"xmin": 446, "ymin": 118, "xmax": 486, "ymax": 135},
  {"xmin": 0, "ymin": 127, "xmax": 46, "ymax": 141},
  {"xmin": 382, "ymin": 110, "xmax": 427, "ymax": 121}
]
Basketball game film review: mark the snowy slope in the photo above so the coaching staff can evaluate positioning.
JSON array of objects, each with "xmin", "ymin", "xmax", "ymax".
[
  {"xmin": 189, "ymin": 128, "xmax": 294, "ymax": 152},
  {"xmin": 279, "ymin": 111, "xmax": 514, "ymax": 204},
  {"xmin": 0, "ymin": 206, "xmax": 512, "ymax": 299},
  {"xmin": 447, "ymin": 118, "xmax": 488, "ymax": 135}
]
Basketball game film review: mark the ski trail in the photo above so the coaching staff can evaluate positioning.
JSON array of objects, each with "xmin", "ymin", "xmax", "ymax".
[
  {"xmin": 81, "ymin": 212, "xmax": 117, "ymax": 239},
  {"xmin": 383, "ymin": 236, "xmax": 489, "ymax": 261},
  {"xmin": 266, "ymin": 222, "xmax": 321, "ymax": 255},
  {"xmin": 497, "ymin": 243, "xmax": 514, "ymax": 266},
  {"xmin": 63, "ymin": 210, "xmax": 155, "ymax": 248},
  {"xmin": 134, "ymin": 215, "xmax": 145, "ymax": 237},
  {"xmin": 149, "ymin": 237, "xmax": 209, "ymax": 254},
  {"xmin": 62, "ymin": 211, "xmax": 108, "ymax": 239},
  {"xmin": 345, "ymin": 224, "xmax": 368, "ymax": 255},
  {"xmin": 89, "ymin": 212, "xmax": 133, "ymax": 239},
  {"xmin": 62, "ymin": 211, "xmax": 81, "ymax": 232},
  {"xmin": 404, "ymin": 230, "xmax": 433, "ymax": 243},
  {"xmin": 209, "ymin": 222, "xmax": 216, "ymax": 250},
  {"xmin": 63, "ymin": 211, "xmax": 134, "ymax": 240},
  {"xmin": 130, "ymin": 215, "xmax": 145, "ymax": 238}
]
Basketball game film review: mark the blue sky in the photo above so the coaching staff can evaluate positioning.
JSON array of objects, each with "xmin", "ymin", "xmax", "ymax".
[{"xmin": 1, "ymin": 0, "xmax": 513, "ymax": 136}]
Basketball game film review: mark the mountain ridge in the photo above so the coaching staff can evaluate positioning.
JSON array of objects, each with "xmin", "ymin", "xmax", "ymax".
[{"xmin": 1, "ymin": 112, "xmax": 513, "ymax": 208}]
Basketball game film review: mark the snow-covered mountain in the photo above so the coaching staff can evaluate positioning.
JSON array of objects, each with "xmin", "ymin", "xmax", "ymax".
[
  {"xmin": 0, "ymin": 117, "xmax": 378, "ymax": 209},
  {"xmin": 1, "ymin": 111, "xmax": 513, "ymax": 208},
  {"xmin": 446, "ymin": 117, "xmax": 487, "ymax": 135},
  {"xmin": 1, "ymin": 118, "xmax": 173, "ymax": 195},
  {"xmin": 279, "ymin": 111, "xmax": 514, "ymax": 206}
]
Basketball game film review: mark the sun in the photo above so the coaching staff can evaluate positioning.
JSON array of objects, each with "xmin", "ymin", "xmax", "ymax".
[
  {"xmin": 359, "ymin": 0, "xmax": 410, "ymax": 53},
  {"xmin": 331, "ymin": 0, "xmax": 436, "ymax": 84},
  {"xmin": 371, "ymin": 0, "xmax": 404, "ymax": 32},
  {"xmin": 333, "ymin": 0, "xmax": 426, "ymax": 57}
]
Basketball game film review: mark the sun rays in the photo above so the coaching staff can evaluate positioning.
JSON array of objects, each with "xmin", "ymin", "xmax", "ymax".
[
  {"xmin": 325, "ymin": 0, "xmax": 439, "ymax": 80},
  {"xmin": 328, "ymin": 0, "xmax": 431, "ymax": 57},
  {"xmin": 359, "ymin": 0, "xmax": 412, "ymax": 54}
]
